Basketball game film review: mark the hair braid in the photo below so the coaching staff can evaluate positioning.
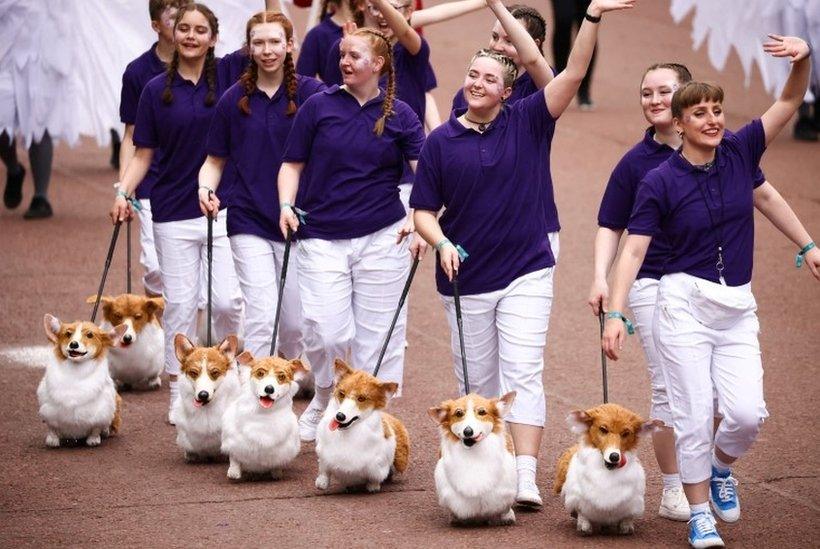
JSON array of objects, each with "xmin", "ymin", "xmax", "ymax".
[
  {"xmin": 237, "ymin": 61, "xmax": 258, "ymax": 115},
  {"xmin": 375, "ymin": 62, "xmax": 395, "ymax": 137},
  {"xmin": 204, "ymin": 48, "xmax": 217, "ymax": 106},
  {"xmin": 162, "ymin": 51, "xmax": 180, "ymax": 104},
  {"xmin": 508, "ymin": 4, "xmax": 546, "ymax": 54},
  {"xmin": 283, "ymin": 53, "xmax": 298, "ymax": 116}
]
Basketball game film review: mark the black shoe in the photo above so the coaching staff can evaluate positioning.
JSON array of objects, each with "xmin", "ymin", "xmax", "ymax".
[
  {"xmin": 110, "ymin": 129, "xmax": 121, "ymax": 171},
  {"xmin": 23, "ymin": 196, "xmax": 53, "ymax": 219},
  {"xmin": 794, "ymin": 116, "xmax": 818, "ymax": 141},
  {"xmin": 578, "ymin": 90, "xmax": 594, "ymax": 111},
  {"xmin": 4, "ymin": 164, "xmax": 25, "ymax": 209}
]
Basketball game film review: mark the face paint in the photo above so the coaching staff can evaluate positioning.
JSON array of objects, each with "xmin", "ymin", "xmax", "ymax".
[
  {"xmin": 248, "ymin": 22, "xmax": 290, "ymax": 74},
  {"xmin": 339, "ymin": 36, "xmax": 379, "ymax": 88}
]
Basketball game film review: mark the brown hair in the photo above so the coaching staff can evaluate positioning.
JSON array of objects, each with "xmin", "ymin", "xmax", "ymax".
[
  {"xmin": 469, "ymin": 49, "xmax": 517, "ymax": 89},
  {"xmin": 149, "ymin": 0, "xmax": 191, "ymax": 22},
  {"xmin": 161, "ymin": 3, "xmax": 219, "ymax": 107},
  {"xmin": 238, "ymin": 12, "xmax": 298, "ymax": 116},
  {"xmin": 320, "ymin": 0, "xmax": 365, "ymax": 27},
  {"xmin": 351, "ymin": 28, "xmax": 395, "ymax": 136},
  {"xmin": 508, "ymin": 5, "xmax": 546, "ymax": 55},
  {"xmin": 671, "ymin": 81, "xmax": 724, "ymax": 119},
  {"xmin": 643, "ymin": 62, "xmax": 693, "ymax": 87}
]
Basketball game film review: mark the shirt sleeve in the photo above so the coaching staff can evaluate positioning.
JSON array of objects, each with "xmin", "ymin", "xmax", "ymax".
[
  {"xmin": 282, "ymin": 95, "xmax": 318, "ymax": 162},
  {"xmin": 753, "ymin": 167, "xmax": 766, "ymax": 188},
  {"xmin": 132, "ymin": 84, "xmax": 159, "ymax": 149},
  {"xmin": 398, "ymin": 104, "xmax": 425, "ymax": 161},
  {"xmin": 725, "ymin": 118, "xmax": 766, "ymax": 177},
  {"xmin": 517, "ymin": 89, "xmax": 555, "ymax": 137},
  {"xmin": 409, "ymin": 137, "xmax": 443, "ymax": 211},
  {"xmin": 205, "ymin": 96, "xmax": 231, "ymax": 158},
  {"xmin": 627, "ymin": 173, "xmax": 666, "ymax": 237},
  {"xmin": 424, "ymin": 62, "xmax": 437, "ymax": 92},
  {"xmin": 296, "ymin": 29, "xmax": 320, "ymax": 77},
  {"xmin": 119, "ymin": 66, "xmax": 140, "ymax": 125},
  {"xmin": 597, "ymin": 157, "xmax": 636, "ymax": 230}
]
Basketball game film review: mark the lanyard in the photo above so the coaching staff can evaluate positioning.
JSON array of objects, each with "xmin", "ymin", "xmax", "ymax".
[{"xmin": 693, "ymin": 160, "xmax": 727, "ymax": 285}]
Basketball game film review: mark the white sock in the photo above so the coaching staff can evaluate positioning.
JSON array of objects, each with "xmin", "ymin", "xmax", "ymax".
[
  {"xmin": 690, "ymin": 502, "xmax": 710, "ymax": 516},
  {"xmin": 516, "ymin": 455, "xmax": 538, "ymax": 487},
  {"xmin": 169, "ymin": 380, "xmax": 179, "ymax": 408},
  {"xmin": 711, "ymin": 452, "xmax": 732, "ymax": 475},
  {"xmin": 313, "ymin": 385, "xmax": 332, "ymax": 408},
  {"xmin": 662, "ymin": 473, "xmax": 683, "ymax": 490}
]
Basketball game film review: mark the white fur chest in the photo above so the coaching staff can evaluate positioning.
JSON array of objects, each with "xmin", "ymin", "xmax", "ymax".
[
  {"xmin": 173, "ymin": 372, "xmax": 240, "ymax": 457},
  {"xmin": 315, "ymin": 409, "xmax": 395, "ymax": 485},
  {"xmin": 106, "ymin": 321, "xmax": 164, "ymax": 385}
]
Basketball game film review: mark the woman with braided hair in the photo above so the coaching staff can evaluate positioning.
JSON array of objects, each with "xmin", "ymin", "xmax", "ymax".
[
  {"xmin": 297, "ymin": 0, "xmax": 366, "ymax": 83},
  {"xmin": 278, "ymin": 26, "xmax": 425, "ymax": 441},
  {"xmin": 198, "ymin": 10, "xmax": 325, "ymax": 365},
  {"xmin": 109, "ymin": 2, "xmax": 243, "ymax": 421},
  {"xmin": 412, "ymin": 0, "xmax": 636, "ymax": 509}
]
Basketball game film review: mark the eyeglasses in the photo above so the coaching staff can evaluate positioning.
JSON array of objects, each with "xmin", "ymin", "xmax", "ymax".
[{"xmin": 366, "ymin": 2, "xmax": 412, "ymax": 15}]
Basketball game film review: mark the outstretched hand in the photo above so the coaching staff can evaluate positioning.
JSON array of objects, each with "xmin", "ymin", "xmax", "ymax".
[
  {"xmin": 763, "ymin": 34, "xmax": 810, "ymax": 63},
  {"xmin": 342, "ymin": 20, "xmax": 358, "ymax": 36},
  {"xmin": 588, "ymin": 0, "xmax": 637, "ymax": 16}
]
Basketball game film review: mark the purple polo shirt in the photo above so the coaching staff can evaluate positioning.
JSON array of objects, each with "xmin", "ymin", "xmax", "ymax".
[
  {"xmin": 410, "ymin": 92, "xmax": 556, "ymax": 296},
  {"xmin": 282, "ymin": 85, "xmax": 425, "ymax": 240},
  {"xmin": 206, "ymin": 76, "xmax": 326, "ymax": 241},
  {"xmin": 133, "ymin": 71, "xmax": 228, "ymax": 223},
  {"xmin": 628, "ymin": 119, "xmax": 767, "ymax": 286},
  {"xmin": 296, "ymin": 16, "xmax": 342, "ymax": 83},
  {"xmin": 217, "ymin": 48, "xmax": 250, "ymax": 89},
  {"xmin": 120, "ymin": 43, "xmax": 166, "ymax": 199}
]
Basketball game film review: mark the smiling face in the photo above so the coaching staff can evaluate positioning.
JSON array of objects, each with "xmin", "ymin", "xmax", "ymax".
[
  {"xmin": 674, "ymin": 100, "xmax": 725, "ymax": 151},
  {"xmin": 366, "ymin": 0, "xmax": 413, "ymax": 41},
  {"xmin": 174, "ymin": 8, "xmax": 216, "ymax": 61},
  {"xmin": 640, "ymin": 68, "xmax": 681, "ymax": 129},
  {"xmin": 328, "ymin": 359, "xmax": 396, "ymax": 431},
  {"xmin": 462, "ymin": 55, "xmax": 512, "ymax": 111},
  {"xmin": 44, "ymin": 314, "xmax": 125, "ymax": 363},
  {"xmin": 174, "ymin": 334, "xmax": 236, "ymax": 406},
  {"xmin": 429, "ymin": 392, "xmax": 515, "ymax": 447},
  {"xmin": 236, "ymin": 352, "xmax": 308, "ymax": 409},
  {"xmin": 248, "ymin": 21, "xmax": 292, "ymax": 76},
  {"xmin": 339, "ymin": 34, "xmax": 384, "ymax": 88}
]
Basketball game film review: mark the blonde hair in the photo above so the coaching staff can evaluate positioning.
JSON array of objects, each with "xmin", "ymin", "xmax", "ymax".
[{"xmin": 468, "ymin": 49, "xmax": 517, "ymax": 89}]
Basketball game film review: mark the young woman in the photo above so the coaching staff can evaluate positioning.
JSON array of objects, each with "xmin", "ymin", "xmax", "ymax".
[
  {"xmin": 297, "ymin": 0, "xmax": 365, "ymax": 83},
  {"xmin": 412, "ymin": 0, "xmax": 634, "ymax": 509},
  {"xmin": 278, "ymin": 27, "xmax": 425, "ymax": 442},
  {"xmin": 602, "ymin": 36, "xmax": 818, "ymax": 548},
  {"xmin": 198, "ymin": 11, "xmax": 325, "ymax": 363},
  {"xmin": 110, "ymin": 3, "xmax": 243, "ymax": 420}
]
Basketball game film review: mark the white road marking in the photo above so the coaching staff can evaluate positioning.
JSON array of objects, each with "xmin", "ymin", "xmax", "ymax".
[{"xmin": 0, "ymin": 345, "xmax": 52, "ymax": 368}]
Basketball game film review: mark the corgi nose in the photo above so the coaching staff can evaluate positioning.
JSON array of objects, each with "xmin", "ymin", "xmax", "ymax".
[
  {"xmin": 264, "ymin": 385, "xmax": 274, "ymax": 395},
  {"xmin": 608, "ymin": 452, "xmax": 620, "ymax": 463},
  {"xmin": 122, "ymin": 334, "xmax": 133, "ymax": 344},
  {"xmin": 463, "ymin": 426, "xmax": 474, "ymax": 438},
  {"xmin": 68, "ymin": 341, "xmax": 79, "ymax": 349},
  {"xmin": 335, "ymin": 412, "xmax": 346, "ymax": 422},
  {"xmin": 197, "ymin": 390, "xmax": 209, "ymax": 402}
]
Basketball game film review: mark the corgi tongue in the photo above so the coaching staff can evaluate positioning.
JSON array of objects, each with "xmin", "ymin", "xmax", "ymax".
[
  {"xmin": 259, "ymin": 396, "xmax": 274, "ymax": 409},
  {"xmin": 619, "ymin": 454, "xmax": 627, "ymax": 468},
  {"xmin": 329, "ymin": 419, "xmax": 339, "ymax": 431},
  {"xmin": 193, "ymin": 399, "xmax": 203, "ymax": 408}
]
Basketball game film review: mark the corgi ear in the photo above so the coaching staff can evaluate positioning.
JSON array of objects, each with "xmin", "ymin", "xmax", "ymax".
[
  {"xmin": 145, "ymin": 297, "xmax": 165, "ymax": 315},
  {"xmin": 43, "ymin": 314, "xmax": 61, "ymax": 342},
  {"xmin": 640, "ymin": 418, "xmax": 665, "ymax": 435},
  {"xmin": 567, "ymin": 410, "xmax": 593, "ymax": 434},
  {"xmin": 379, "ymin": 381, "xmax": 398, "ymax": 400},
  {"xmin": 427, "ymin": 405, "xmax": 449, "ymax": 424},
  {"xmin": 495, "ymin": 391, "xmax": 517, "ymax": 418},
  {"xmin": 290, "ymin": 358, "xmax": 310, "ymax": 381},
  {"xmin": 85, "ymin": 295, "xmax": 112, "ymax": 305},
  {"xmin": 218, "ymin": 334, "xmax": 238, "ymax": 359},
  {"xmin": 107, "ymin": 323, "xmax": 128, "ymax": 346},
  {"xmin": 235, "ymin": 350, "xmax": 254, "ymax": 366},
  {"xmin": 333, "ymin": 358, "xmax": 353, "ymax": 382},
  {"xmin": 174, "ymin": 333, "xmax": 195, "ymax": 362}
]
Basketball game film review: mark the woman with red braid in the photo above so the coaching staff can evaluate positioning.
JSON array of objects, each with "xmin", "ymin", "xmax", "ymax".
[
  {"xmin": 278, "ymin": 27, "xmax": 425, "ymax": 442},
  {"xmin": 198, "ymin": 11, "xmax": 325, "ymax": 366}
]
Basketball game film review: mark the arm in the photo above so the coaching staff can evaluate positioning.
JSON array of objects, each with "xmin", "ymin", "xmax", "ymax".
[
  {"xmin": 754, "ymin": 181, "xmax": 819, "ymax": 279},
  {"xmin": 587, "ymin": 226, "xmax": 624, "ymax": 314},
  {"xmin": 110, "ymin": 147, "xmax": 154, "ymax": 223},
  {"xmin": 544, "ymin": 0, "xmax": 635, "ymax": 118},
  {"xmin": 197, "ymin": 155, "xmax": 226, "ymax": 217},
  {"xmin": 278, "ymin": 161, "xmax": 304, "ymax": 238},
  {"xmin": 424, "ymin": 92, "xmax": 442, "ymax": 132},
  {"xmin": 410, "ymin": 0, "xmax": 484, "ymax": 27},
  {"xmin": 601, "ymin": 234, "xmax": 651, "ymax": 359},
  {"xmin": 761, "ymin": 35, "xmax": 811, "ymax": 145},
  {"xmin": 371, "ymin": 0, "xmax": 422, "ymax": 54},
  {"xmin": 118, "ymin": 125, "xmax": 136, "ymax": 182},
  {"xmin": 485, "ymin": 0, "xmax": 553, "ymax": 88},
  {"xmin": 414, "ymin": 209, "xmax": 460, "ymax": 280}
]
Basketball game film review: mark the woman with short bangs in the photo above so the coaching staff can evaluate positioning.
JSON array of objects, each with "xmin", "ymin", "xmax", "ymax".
[{"xmin": 602, "ymin": 36, "xmax": 819, "ymax": 548}]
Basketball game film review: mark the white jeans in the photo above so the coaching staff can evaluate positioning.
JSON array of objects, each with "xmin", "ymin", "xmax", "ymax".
[
  {"xmin": 548, "ymin": 231, "xmax": 560, "ymax": 263},
  {"xmin": 441, "ymin": 267, "xmax": 554, "ymax": 427},
  {"xmin": 137, "ymin": 199, "xmax": 162, "ymax": 296},
  {"xmin": 153, "ymin": 213, "xmax": 243, "ymax": 375},
  {"xmin": 628, "ymin": 278, "xmax": 673, "ymax": 424},
  {"xmin": 298, "ymin": 219, "xmax": 410, "ymax": 391},
  {"xmin": 230, "ymin": 234, "xmax": 304, "ymax": 359},
  {"xmin": 655, "ymin": 273, "xmax": 768, "ymax": 484}
]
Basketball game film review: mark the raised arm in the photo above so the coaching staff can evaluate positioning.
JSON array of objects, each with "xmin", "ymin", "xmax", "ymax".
[
  {"xmin": 370, "ymin": 0, "xmax": 422, "ymax": 55},
  {"xmin": 601, "ymin": 233, "xmax": 650, "ymax": 359},
  {"xmin": 278, "ymin": 161, "xmax": 304, "ymax": 238},
  {"xmin": 410, "ymin": 0, "xmax": 484, "ymax": 27},
  {"xmin": 544, "ymin": 0, "xmax": 635, "ymax": 118},
  {"xmin": 761, "ymin": 35, "xmax": 811, "ymax": 145},
  {"xmin": 197, "ymin": 155, "xmax": 226, "ymax": 217},
  {"xmin": 485, "ymin": 0, "xmax": 552, "ymax": 88},
  {"xmin": 587, "ymin": 226, "xmax": 624, "ymax": 315}
]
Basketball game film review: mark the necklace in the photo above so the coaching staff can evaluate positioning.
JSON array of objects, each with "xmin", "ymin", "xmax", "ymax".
[{"xmin": 464, "ymin": 114, "xmax": 494, "ymax": 132}]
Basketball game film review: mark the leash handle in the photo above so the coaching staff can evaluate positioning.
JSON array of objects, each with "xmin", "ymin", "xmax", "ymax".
[
  {"xmin": 373, "ymin": 257, "xmax": 420, "ymax": 378},
  {"xmin": 269, "ymin": 230, "xmax": 293, "ymax": 357},
  {"xmin": 453, "ymin": 273, "xmax": 470, "ymax": 395},
  {"xmin": 91, "ymin": 221, "xmax": 122, "ymax": 323},
  {"xmin": 598, "ymin": 309, "xmax": 609, "ymax": 404},
  {"xmin": 206, "ymin": 212, "xmax": 213, "ymax": 347},
  {"xmin": 126, "ymin": 218, "xmax": 132, "ymax": 294}
]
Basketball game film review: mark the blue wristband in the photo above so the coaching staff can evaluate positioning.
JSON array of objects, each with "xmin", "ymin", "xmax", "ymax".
[
  {"xmin": 796, "ymin": 241, "xmax": 815, "ymax": 268},
  {"xmin": 606, "ymin": 311, "xmax": 635, "ymax": 335},
  {"xmin": 435, "ymin": 239, "xmax": 469, "ymax": 261}
]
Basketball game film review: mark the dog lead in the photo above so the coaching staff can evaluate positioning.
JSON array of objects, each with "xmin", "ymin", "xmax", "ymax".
[
  {"xmin": 269, "ymin": 229, "xmax": 293, "ymax": 357},
  {"xmin": 372, "ymin": 256, "xmax": 421, "ymax": 378}
]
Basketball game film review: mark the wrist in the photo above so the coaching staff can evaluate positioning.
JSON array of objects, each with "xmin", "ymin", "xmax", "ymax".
[
  {"xmin": 434, "ymin": 238, "xmax": 453, "ymax": 251},
  {"xmin": 116, "ymin": 190, "xmax": 130, "ymax": 200},
  {"xmin": 796, "ymin": 241, "xmax": 816, "ymax": 268},
  {"xmin": 280, "ymin": 202, "xmax": 294, "ymax": 211},
  {"xmin": 586, "ymin": 2, "xmax": 602, "ymax": 18},
  {"xmin": 606, "ymin": 311, "xmax": 635, "ymax": 335},
  {"xmin": 199, "ymin": 185, "xmax": 214, "ymax": 194}
]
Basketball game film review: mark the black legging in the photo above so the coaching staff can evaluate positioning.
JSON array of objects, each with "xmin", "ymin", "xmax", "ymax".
[
  {"xmin": 0, "ymin": 131, "xmax": 53, "ymax": 198},
  {"xmin": 551, "ymin": 0, "xmax": 597, "ymax": 101}
]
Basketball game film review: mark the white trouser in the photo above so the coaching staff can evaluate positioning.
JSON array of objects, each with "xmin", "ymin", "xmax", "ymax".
[
  {"xmin": 548, "ymin": 231, "xmax": 560, "ymax": 263},
  {"xmin": 153, "ymin": 212, "xmax": 243, "ymax": 375},
  {"xmin": 230, "ymin": 234, "xmax": 304, "ymax": 359},
  {"xmin": 654, "ymin": 273, "xmax": 768, "ymax": 484},
  {"xmin": 628, "ymin": 278, "xmax": 672, "ymax": 424},
  {"xmin": 441, "ymin": 267, "xmax": 554, "ymax": 427},
  {"xmin": 137, "ymin": 199, "xmax": 163, "ymax": 296},
  {"xmin": 298, "ymin": 219, "xmax": 410, "ymax": 391}
]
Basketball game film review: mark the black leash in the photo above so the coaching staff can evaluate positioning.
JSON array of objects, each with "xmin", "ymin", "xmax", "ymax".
[
  {"xmin": 90, "ymin": 221, "xmax": 122, "ymax": 323},
  {"xmin": 598, "ymin": 310, "xmax": 609, "ymax": 404},
  {"xmin": 452, "ymin": 273, "xmax": 470, "ymax": 395},
  {"xmin": 126, "ymin": 218, "xmax": 132, "ymax": 294},
  {"xmin": 206, "ymin": 212, "xmax": 214, "ymax": 347},
  {"xmin": 269, "ymin": 230, "xmax": 293, "ymax": 357},
  {"xmin": 372, "ymin": 257, "xmax": 420, "ymax": 377}
]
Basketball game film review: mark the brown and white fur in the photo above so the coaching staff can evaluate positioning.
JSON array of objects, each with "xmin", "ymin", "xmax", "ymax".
[
  {"xmin": 315, "ymin": 359, "xmax": 409, "ymax": 492},
  {"xmin": 37, "ymin": 314, "xmax": 126, "ymax": 447},
  {"xmin": 221, "ymin": 352, "xmax": 310, "ymax": 480},
  {"xmin": 554, "ymin": 403, "xmax": 663, "ymax": 535},
  {"xmin": 87, "ymin": 294, "xmax": 164, "ymax": 390},
  {"xmin": 170, "ymin": 334, "xmax": 241, "ymax": 461},
  {"xmin": 429, "ymin": 392, "xmax": 518, "ymax": 526}
]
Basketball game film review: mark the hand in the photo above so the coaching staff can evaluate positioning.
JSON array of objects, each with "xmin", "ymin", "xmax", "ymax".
[
  {"xmin": 803, "ymin": 246, "xmax": 820, "ymax": 281},
  {"xmin": 587, "ymin": 278, "xmax": 609, "ymax": 315},
  {"xmin": 342, "ymin": 20, "xmax": 358, "ymax": 36},
  {"xmin": 109, "ymin": 195, "xmax": 133, "ymax": 224},
  {"xmin": 396, "ymin": 215, "xmax": 414, "ymax": 244},
  {"xmin": 587, "ymin": 0, "xmax": 636, "ymax": 17},
  {"xmin": 408, "ymin": 233, "xmax": 428, "ymax": 260},
  {"xmin": 279, "ymin": 205, "xmax": 299, "ymax": 239},
  {"xmin": 601, "ymin": 317, "xmax": 625, "ymax": 360},
  {"xmin": 439, "ymin": 242, "xmax": 461, "ymax": 282},
  {"xmin": 763, "ymin": 35, "xmax": 810, "ymax": 64},
  {"xmin": 198, "ymin": 187, "xmax": 220, "ymax": 218}
]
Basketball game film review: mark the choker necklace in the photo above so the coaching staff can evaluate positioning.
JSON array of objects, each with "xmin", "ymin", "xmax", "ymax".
[{"xmin": 464, "ymin": 114, "xmax": 494, "ymax": 132}]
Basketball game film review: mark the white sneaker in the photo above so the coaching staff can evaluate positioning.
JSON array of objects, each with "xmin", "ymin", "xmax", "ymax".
[
  {"xmin": 298, "ymin": 396, "xmax": 327, "ymax": 442},
  {"xmin": 659, "ymin": 485, "xmax": 691, "ymax": 521},
  {"xmin": 515, "ymin": 479, "xmax": 543, "ymax": 510}
]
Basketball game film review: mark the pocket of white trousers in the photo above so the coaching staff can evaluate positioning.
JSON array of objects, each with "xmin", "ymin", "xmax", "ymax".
[{"xmin": 688, "ymin": 279, "xmax": 756, "ymax": 330}]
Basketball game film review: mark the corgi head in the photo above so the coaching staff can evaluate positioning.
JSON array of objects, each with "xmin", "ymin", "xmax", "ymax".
[
  {"xmin": 428, "ymin": 392, "xmax": 516, "ymax": 447},
  {"xmin": 567, "ymin": 403, "xmax": 663, "ymax": 470},
  {"xmin": 236, "ymin": 351, "xmax": 310, "ymax": 409},
  {"xmin": 328, "ymin": 358, "xmax": 397, "ymax": 431},
  {"xmin": 44, "ymin": 314, "xmax": 127, "ymax": 362},
  {"xmin": 86, "ymin": 294, "xmax": 164, "ymax": 346},
  {"xmin": 174, "ymin": 333, "xmax": 237, "ymax": 407}
]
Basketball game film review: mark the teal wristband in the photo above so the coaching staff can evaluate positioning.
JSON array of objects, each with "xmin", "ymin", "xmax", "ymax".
[
  {"xmin": 281, "ymin": 203, "xmax": 307, "ymax": 225},
  {"xmin": 435, "ymin": 239, "xmax": 469, "ymax": 261},
  {"xmin": 280, "ymin": 202, "xmax": 293, "ymax": 210},
  {"xmin": 117, "ymin": 190, "xmax": 142, "ymax": 212},
  {"xmin": 606, "ymin": 311, "xmax": 635, "ymax": 335},
  {"xmin": 796, "ymin": 241, "xmax": 816, "ymax": 268},
  {"xmin": 434, "ymin": 238, "xmax": 451, "ymax": 250}
]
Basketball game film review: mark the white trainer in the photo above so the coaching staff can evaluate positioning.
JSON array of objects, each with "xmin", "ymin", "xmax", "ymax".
[
  {"xmin": 298, "ymin": 395, "xmax": 327, "ymax": 442},
  {"xmin": 515, "ymin": 479, "xmax": 543, "ymax": 510},
  {"xmin": 659, "ymin": 485, "xmax": 691, "ymax": 521}
]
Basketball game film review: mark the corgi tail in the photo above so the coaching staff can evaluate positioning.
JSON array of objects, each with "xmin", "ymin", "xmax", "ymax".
[
  {"xmin": 383, "ymin": 413, "xmax": 409, "ymax": 474},
  {"xmin": 554, "ymin": 444, "xmax": 578, "ymax": 495},
  {"xmin": 109, "ymin": 394, "xmax": 123, "ymax": 435}
]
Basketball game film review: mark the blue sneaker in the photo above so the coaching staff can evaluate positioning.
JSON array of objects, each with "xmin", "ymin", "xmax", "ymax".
[
  {"xmin": 709, "ymin": 466, "xmax": 740, "ymax": 522},
  {"xmin": 688, "ymin": 512, "xmax": 725, "ymax": 548}
]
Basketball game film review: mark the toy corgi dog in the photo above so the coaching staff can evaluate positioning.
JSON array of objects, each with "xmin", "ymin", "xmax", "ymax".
[
  {"xmin": 429, "ymin": 392, "xmax": 518, "ymax": 525},
  {"xmin": 86, "ymin": 294, "xmax": 164, "ymax": 390},
  {"xmin": 220, "ymin": 352, "xmax": 310, "ymax": 480},
  {"xmin": 171, "ymin": 334, "xmax": 241, "ymax": 461},
  {"xmin": 37, "ymin": 314, "xmax": 127, "ymax": 447},
  {"xmin": 315, "ymin": 359, "xmax": 409, "ymax": 492},
  {"xmin": 554, "ymin": 403, "xmax": 662, "ymax": 535}
]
